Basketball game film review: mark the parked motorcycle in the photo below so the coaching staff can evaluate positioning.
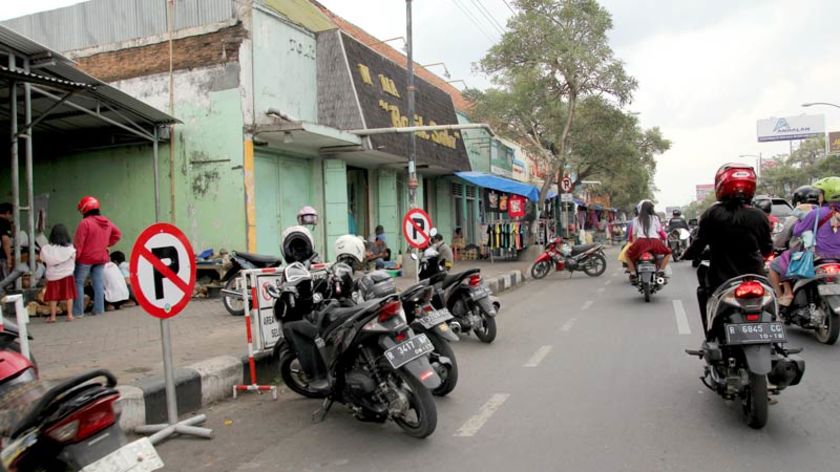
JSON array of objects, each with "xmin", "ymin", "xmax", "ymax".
[
  {"xmin": 530, "ymin": 237, "xmax": 607, "ymax": 279},
  {"xmin": 0, "ymin": 366, "xmax": 163, "ymax": 471},
  {"xmin": 686, "ymin": 264, "xmax": 805, "ymax": 429},
  {"xmin": 417, "ymin": 250, "xmax": 499, "ymax": 343},
  {"xmin": 667, "ymin": 228, "xmax": 691, "ymax": 261},
  {"xmin": 271, "ymin": 263, "xmax": 440, "ymax": 438},
  {"xmin": 778, "ymin": 260, "xmax": 840, "ymax": 345},
  {"xmin": 632, "ymin": 252, "xmax": 666, "ymax": 302},
  {"xmin": 219, "ymin": 250, "xmax": 283, "ymax": 316}
]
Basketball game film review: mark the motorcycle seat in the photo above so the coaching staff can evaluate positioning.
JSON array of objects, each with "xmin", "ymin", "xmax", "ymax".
[
  {"xmin": 400, "ymin": 281, "xmax": 430, "ymax": 303},
  {"xmin": 816, "ymin": 258, "xmax": 840, "ymax": 264},
  {"xmin": 442, "ymin": 269, "xmax": 480, "ymax": 289},
  {"xmin": 317, "ymin": 298, "xmax": 379, "ymax": 332},
  {"xmin": 571, "ymin": 244, "xmax": 597, "ymax": 255},
  {"xmin": 234, "ymin": 251, "xmax": 282, "ymax": 267}
]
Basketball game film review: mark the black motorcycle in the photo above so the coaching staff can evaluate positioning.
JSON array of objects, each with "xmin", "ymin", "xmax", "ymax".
[
  {"xmin": 686, "ymin": 264, "xmax": 805, "ymax": 429},
  {"xmin": 219, "ymin": 250, "xmax": 283, "ymax": 316},
  {"xmin": 632, "ymin": 252, "xmax": 666, "ymax": 302},
  {"xmin": 778, "ymin": 260, "xmax": 840, "ymax": 344},
  {"xmin": 0, "ymin": 370, "xmax": 163, "ymax": 471},
  {"xmin": 417, "ymin": 251, "xmax": 499, "ymax": 343},
  {"xmin": 667, "ymin": 228, "xmax": 690, "ymax": 261},
  {"xmin": 271, "ymin": 264, "xmax": 440, "ymax": 438}
]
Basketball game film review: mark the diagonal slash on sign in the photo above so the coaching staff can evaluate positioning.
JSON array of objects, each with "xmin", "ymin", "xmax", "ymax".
[
  {"xmin": 137, "ymin": 246, "xmax": 190, "ymax": 295},
  {"xmin": 408, "ymin": 217, "xmax": 430, "ymax": 245}
]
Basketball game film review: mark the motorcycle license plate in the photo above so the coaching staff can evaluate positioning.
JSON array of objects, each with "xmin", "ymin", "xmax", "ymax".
[
  {"xmin": 81, "ymin": 438, "xmax": 164, "ymax": 472},
  {"xmin": 638, "ymin": 263, "xmax": 656, "ymax": 273},
  {"xmin": 470, "ymin": 286, "xmax": 490, "ymax": 300},
  {"xmin": 417, "ymin": 308, "xmax": 453, "ymax": 329},
  {"xmin": 384, "ymin": 334, "xmax": 434, "ymax": 369},
  {"xmin": 818, "ymin": 284, "xmax": 840, "ymax": 296},
  {"xmin": 724, "ymin": 322, "xmax": 786, "ymax": 345}
]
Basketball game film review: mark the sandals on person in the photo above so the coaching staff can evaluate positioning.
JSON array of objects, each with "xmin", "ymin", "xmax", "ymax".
[
  {"xmin": 778, "ymin": 295, "xmax": 793, "ymax": 307},
  {"xmin": 46, "ymin": 318, "xmax": 56, "ymax": 324}
]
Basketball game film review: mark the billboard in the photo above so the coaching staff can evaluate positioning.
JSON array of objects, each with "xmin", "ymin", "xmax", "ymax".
[
  {"xmin": 829, "ymin": 131, "xmax": 840, "ymax": 154},
  {"xmin": 757, "ymin": 114, "xmax": 825, "ymax": 142},
  {"xmin": 696, "ymin": 184, "xmax": 714, "ymax": 202}
]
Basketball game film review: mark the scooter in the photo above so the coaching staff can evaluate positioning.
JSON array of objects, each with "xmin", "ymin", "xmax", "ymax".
[
  {"xmin": 667, "ymin": 228, "xmax": 691, "ymax": 261},
  {"xmin": 530, "ymin": 237, "xmax": 607, "ymax": 279},
  {"xmin": 219, "ymin": 250, "xmax": 283, "ymax": 316},
  {"xmin": 778, "ymin": 259, "xmax": 840, "ymax": 345}
]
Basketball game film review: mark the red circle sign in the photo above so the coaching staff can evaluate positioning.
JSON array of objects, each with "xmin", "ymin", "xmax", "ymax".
[
  {"xmin": 402, "ymin": 208, "xmax": 433, "ymax": 249},
  {"xmin": 129, "ymin": 223, "xmax": 196, "ymax": 319},
  {"xmin": 561, "ymin": 176, "xmax": 574, "ymax": 193}
]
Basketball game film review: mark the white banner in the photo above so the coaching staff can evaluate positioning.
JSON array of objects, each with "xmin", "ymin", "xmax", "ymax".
[{"xmin": 757, "ymin": 114, "xmax": 825, "ymax": 142}]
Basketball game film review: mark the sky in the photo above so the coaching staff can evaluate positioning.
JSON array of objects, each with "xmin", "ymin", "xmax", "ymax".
[{"xmin": 3, "ymin": 0, "xmax": 840, "ymax": 207}]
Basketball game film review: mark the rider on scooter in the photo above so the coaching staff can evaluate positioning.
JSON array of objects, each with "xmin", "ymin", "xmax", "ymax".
[
  {"xmin": 667, "ymin": 209, "xmax": 690, "ymax": 232},
  {"xmin": 625, "ymin": 200, "xmax": 671, "ymax": 282},
  {"xmin": 682, "ymin": 163, "xmax": 772, "ymax": 333}
]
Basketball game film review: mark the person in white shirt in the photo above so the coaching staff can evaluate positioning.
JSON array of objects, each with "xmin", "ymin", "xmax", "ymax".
[{"xmin": 40, "ymin": 224, "xmax": 77, "ymax": 322}]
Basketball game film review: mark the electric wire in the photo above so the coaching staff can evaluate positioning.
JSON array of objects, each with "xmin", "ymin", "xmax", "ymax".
[
  {"xmin": 450, "ymin": 0, "xmax": 499, "ymax": 42},
  {"xmin": 469, "ymin": 0, "xmax": 506, "ymax": 34},
  {"xmin": 501, "ymin": 0, "xmax": 516, "ymax": 15}
]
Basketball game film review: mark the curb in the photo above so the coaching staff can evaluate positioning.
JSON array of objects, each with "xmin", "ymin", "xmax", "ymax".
[{"xmin": 118, "ymin": 269, "xmax": 528, "ymax": 431}]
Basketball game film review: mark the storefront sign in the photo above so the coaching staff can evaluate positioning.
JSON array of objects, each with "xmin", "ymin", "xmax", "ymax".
[
  {"xmin": 829, "ymin": 131, "xmax": 840, "ymax": 154},
  {"xmin": 341, "ymin": 33, "xmax": 470, "ymax": 171}
]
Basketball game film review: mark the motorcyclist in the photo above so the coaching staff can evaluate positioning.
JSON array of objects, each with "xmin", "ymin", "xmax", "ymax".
[
  {"xmin": 770, "ymin": 177, "xmax": 840, "ymax": 306},
  {"xmin": 682, "ymin": 163, "xmax": 772, "ymax": 333},
  {"xmin": 625, "ymin": 200, "xmax": 671, "ymax": 280},
  {"xmin": 667, "ymin": 209, "xmax": 690, "ymax": 232},
  {"xmin": 767, "ymin": 185, "xmax": 820, "ymax": 303}
]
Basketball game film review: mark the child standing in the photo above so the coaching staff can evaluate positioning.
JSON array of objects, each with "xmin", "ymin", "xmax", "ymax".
[{"xmin": 40, "ymin": 224, "xmax": 77, "ymax": 322}]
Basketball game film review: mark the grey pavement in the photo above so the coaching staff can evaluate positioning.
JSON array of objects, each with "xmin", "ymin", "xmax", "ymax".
[
  {"xmin": 24, "ymin": 258, "xmax": 529, "ymax": 384},
  {"xmin": 156, "ymin": 257, "xmax": 840, "ymax": 472}
]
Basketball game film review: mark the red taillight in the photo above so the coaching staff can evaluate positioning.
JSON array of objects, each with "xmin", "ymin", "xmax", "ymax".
[
  {"xmin": 394, "ymin": 330, "xmax": 408, "ymax": 343},
  {"xmin": 817, "ymin": 264, "xmax": 840, "ymax": 276},
  {"xmin": 640, "ymin": 253, "xmax": 654, "ymax": 262},
  {"xmin": 45, "ymin": 394, "xmax": 119, "ymax": 443},
  {"xmin": 419, "ymin": 370, "xmax": 435, "ymax": 381},
  {"xmin": 745, "ymin": 313, "xmax": 761, "ymax": 322},
  {"xmin": 468, "ymin": 274, "xmax": 481, "ymax": 287},
  {"xmin": 378, "ymin": 300, "xmax": 402, "ymax": 323},
  {"xmin": 735, "ymin": 280, "xmax": 765, "ymax": 299}
]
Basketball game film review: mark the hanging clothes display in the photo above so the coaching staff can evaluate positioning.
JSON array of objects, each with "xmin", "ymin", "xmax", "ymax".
[{"xmin": 508, "ymin": 195, "xmax": 526, "ymax": 218}]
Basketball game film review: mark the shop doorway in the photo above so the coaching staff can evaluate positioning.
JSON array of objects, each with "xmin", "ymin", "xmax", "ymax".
[{"xmin": 347, "ymin": 167, "xmax": 369, "ymax": 237}]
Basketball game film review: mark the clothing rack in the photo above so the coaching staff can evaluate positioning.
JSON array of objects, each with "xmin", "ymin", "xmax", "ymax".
[{"xmin": 482, "ymin": 220, "xmax": 527, "ymax": 262}]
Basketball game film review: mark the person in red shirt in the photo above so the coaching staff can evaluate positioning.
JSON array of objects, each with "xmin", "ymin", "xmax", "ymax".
[{"xmin": 73, "ymin": 196, "xmax": 121, "ymax": 316}]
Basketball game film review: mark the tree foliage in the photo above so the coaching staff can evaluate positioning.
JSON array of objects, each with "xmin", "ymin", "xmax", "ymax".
[
  {"xmin": 757, "ymin": 136, "xmax": 836, "ymax": 197},
  {"xmin": 472, "ymin": 0, "xmax": 639, "ymax": 206}
]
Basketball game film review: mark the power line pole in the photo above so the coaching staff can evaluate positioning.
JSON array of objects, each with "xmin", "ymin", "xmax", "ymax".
[{"xmin": 406, "ymin": 0, "xmax": 418, "ymax": 208}]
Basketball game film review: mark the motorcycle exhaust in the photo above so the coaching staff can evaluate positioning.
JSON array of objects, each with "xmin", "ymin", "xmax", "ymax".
[
  {"xmin": 448, "ymin": 320, "xmax": 462, "ymax": 334},
  {"xmin": 656, "ymin": 277, "xmax": 666, "ymax": 286},
  {"xmin": 768, "ymin": 356, "xmax": 805, "ymax": 388}
]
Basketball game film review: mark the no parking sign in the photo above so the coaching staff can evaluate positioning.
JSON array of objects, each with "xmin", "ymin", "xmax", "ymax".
[
  {"xmin": 402, "ymin": 208, "xmax": 433, "ymax": 249},
  {"xmin": 129, "ymin": 223, "xmax": 196, "ymax": 319}
]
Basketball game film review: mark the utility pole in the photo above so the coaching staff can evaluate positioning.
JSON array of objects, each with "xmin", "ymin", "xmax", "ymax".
[{"xmin": 406, "ymin": 0, "xmax": 418, "ymax": 208}]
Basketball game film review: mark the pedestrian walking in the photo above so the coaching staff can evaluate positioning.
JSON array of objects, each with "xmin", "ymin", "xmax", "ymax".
[
  {"xmin": 40, "ymin": 224, "xmax": 76, "ymax": 322},
  {"xmin": 73, "ymin": 196, "xmax": 121, "ymax": 316}
]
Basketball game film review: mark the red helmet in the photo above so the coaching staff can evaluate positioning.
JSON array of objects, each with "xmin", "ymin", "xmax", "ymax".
[
  {"xmin": 77, "ymin": 196, "xmax": 100, "ymax": 214},
  {"xmin": 715, "ymin": 163, "xmax": 756, "ymax": 201}
]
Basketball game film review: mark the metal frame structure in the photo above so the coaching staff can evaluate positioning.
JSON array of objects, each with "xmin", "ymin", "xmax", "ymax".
[{"xmin": 1, "ymin": 25, "xmax": 176, "ymax": 287}]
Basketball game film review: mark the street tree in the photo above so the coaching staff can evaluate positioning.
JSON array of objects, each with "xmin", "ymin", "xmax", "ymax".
[{"xmin": 473, "ymin": 0, "xmax": 638, "ymax": 206}]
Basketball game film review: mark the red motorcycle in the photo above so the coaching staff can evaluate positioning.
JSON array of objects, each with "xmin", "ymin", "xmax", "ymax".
[{"xmin": 530, "ymin": 237, "xmax": 608, "ymax": 279}]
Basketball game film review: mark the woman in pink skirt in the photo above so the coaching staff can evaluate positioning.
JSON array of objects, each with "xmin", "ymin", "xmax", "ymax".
[{"xmin": 40, "ymin": 224, "xmax": 77, "ymax": 322}]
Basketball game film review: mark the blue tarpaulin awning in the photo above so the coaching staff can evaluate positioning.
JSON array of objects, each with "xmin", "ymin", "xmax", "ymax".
[{"xmin": 455, "ymin": 171, "xmax": 541, "ymax": 201}]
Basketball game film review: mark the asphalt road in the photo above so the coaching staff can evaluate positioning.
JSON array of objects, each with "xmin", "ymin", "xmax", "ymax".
[{"xmin": 156, "ymin": 261, "xmax": 840, "ymax": 471}]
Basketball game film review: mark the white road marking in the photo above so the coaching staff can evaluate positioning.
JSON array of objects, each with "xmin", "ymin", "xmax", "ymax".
[
  {"xmin": 673, "ymin": 299, "xmax": 691, "ymax": 335},
  {"xmin": 581, "ymin": 300, "xmax": 593, "ymax": 310},
  {"xmin": 604, "ymin": 280, "xmax": 612, "ymax": 286},
  {"xmin": 454, "ymin": 393, "xmax": 511, "ymax": 437},
  {"xmin": 524, "ymin": 345, "xmax": 553, "ymax": 367},
  {"xmin": 561, "ymin": 317, "xmax": 577, "ymax": 332}
]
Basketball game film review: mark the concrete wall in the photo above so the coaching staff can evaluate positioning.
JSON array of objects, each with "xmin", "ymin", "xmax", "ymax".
[{"xmin": 252, "ymin": 8, "xmax": 318, "ymax": 124}]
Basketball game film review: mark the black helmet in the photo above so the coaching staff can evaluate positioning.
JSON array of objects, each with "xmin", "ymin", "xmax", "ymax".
[
  {"xmin": 753, "ymin": 198, "xmax": 772, "ymax": 215},
  {"xmin": 672, "ymin": 209, "xmax": 681, "ymax": 217},
  {"xmin": 792, "ymin": 185, "xmax": 820, "ymax": 207}
]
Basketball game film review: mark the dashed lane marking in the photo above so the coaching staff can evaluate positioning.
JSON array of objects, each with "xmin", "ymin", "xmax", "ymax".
[
  {"xmin": 454, "ymin": 393, "xmax": 511, "ymax": 437},
  {"xmin": 604, "ymin": 280, "xmax": 612, "ymax": 286},
  {"xmin": 561, "ymin": 318, "xmax": 577, "ymax": 332},
  {"xmin": 524, "ymin": 345, "xmax": 553, "ymax": 367},
  {"xmin": 673, "ymin": 299, "xmax": 692, "ymax": 335},
  {"xmin": 581, "ymin": 300, "xmax": 593, "ymax": 311}
]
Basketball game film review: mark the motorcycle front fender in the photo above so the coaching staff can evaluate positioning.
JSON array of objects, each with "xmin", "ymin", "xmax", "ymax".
[
  {"xmin": 741, "ymin": 344, "xmax": 772, "ymax": 375},
  {"xmin": 476, "ymin": 296, "xmax": 497, "ymax": 317},
  {"xmin": 433, "ymin": 322, "xmax": 459, "ymax": 342},
  {"xmin": 534, "ymin": 252, "xmax": 552, "ymax": 264}
]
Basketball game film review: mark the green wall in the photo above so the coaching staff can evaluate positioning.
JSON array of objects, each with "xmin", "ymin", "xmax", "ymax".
[
  {"xmin": 323, "ymin": 159, "xmax": 348, "ymax": 261},
  {"xmin": 377, "ymin": 169, "xmax": 399, "ymax": 252}
]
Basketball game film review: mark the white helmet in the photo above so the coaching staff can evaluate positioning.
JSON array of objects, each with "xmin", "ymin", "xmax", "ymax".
[
  {"xmin": 297, "ymin": 206, "xmax": 318, "ymax": 225},
  {"xmin": 281, "ymin": 225, "xmax": 315, "ymax": 264},
  {"xmin": 334, "ymin": 234, "xmax": 366, "ymax": 266}
]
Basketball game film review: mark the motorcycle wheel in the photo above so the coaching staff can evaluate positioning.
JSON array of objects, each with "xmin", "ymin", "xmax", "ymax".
[
  {"xmin": 222, "ymin": 277, "xmax": 245, "ymax": 316},
  {"xmin": 582, "ymin": 255, "xmax": 607, "ymax": 277},
  {"xmin": 815, "ymin": 302, "xmax": 840, "ymax": 345},
  {"xmin": 643, "ymin": 283, "xmax": 651, "ymax": 302},
  {"xmin": 530, "ymin": 261, "xmax": 551, "ymax": 280},
  {"xmin": 743, "ymin": 373, "xmax": 769, "ymax": 429},
  {"xmin": 427, "ymin": 332, "xmax": 458, "ymax": 396},
  {"xmin": 391, "ymin": 369, "xmax": 437, "ymax": 438},
  {"xmin": 279, "ymin": 353, "xmax": 328, "ymax": 399},
  {"xmin": 473, "ymin": 307, "xmax": 497, "ymax": 343}
]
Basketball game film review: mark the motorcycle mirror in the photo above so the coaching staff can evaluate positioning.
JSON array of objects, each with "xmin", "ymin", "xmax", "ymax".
[{"xmin": 410, "ymin": 253, "xmax": 418, "ymax": 261}]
